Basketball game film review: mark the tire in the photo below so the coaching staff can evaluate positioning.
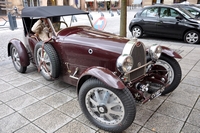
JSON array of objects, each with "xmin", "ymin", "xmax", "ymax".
[
  {"xmin": 150, "ymin": 54, "xmax": 182, "ymax": 95},
  {"xmin": 34, "ymin": 41, "xmax": 60, "ymax": 81},
  {"xmin": 79, "ymin": 78, "xmax": 136, "ymax": 133},
  {"xmin": 184, "ymin": 30, "xmax": 200, "ymax": 44},
  {"xmin": 132, "ymin": 26, "xmax": 143, "ymax": 38},
  {"xmin": 10, "ymin": 44, "xmax": 27, "ymax": 73}
]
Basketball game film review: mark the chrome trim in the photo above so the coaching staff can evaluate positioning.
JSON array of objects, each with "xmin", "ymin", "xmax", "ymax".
[
  {"xmin": 69, "ymin": 75, "xmax": 78, "ymax": 80},
  {"xmin": 119, "ymin": 40, "xmax": 147, "ymax": 81},
  {"xmin": 88, "ymin": 49, "xmax": 93, "ymax": 54},
  {"xmin": 149, "ymin": 44, "xmax": 162, "ymax": 61},
  {"xmin": 122, "ymin": 40, "xmax": 136, "ymax": 55},
  {"xmin": 124, "ymin": 61, "xmax": 153, "ymax": 76},
  {"xmin": 116, "ymin": 55, "xmax": 133, "ymax": 73}
]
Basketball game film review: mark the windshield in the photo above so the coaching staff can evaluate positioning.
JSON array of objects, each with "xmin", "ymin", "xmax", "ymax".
[
  {"xmin": 176, "ymin": 7, "xmax": 196, "ymax": 19},
  {"xmin": 49, "ymin": 14, "xmax": 93, "ymax": 33},
  {"xmin": 192, "ymin": 6, "xmax": 200, "ymax": 11},
  {"xmin": 62, "ymin": 14, "xmax": 92, "ymax": 27}
]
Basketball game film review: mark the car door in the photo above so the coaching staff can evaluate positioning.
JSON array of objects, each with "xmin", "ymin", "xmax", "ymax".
[
  {"xmin": 139, "ymin": 7, "xmax": 159, "ymax": 34},
  {"xmin": 156, "ymin": 7, "xmax": 186, "ymax": 38}
]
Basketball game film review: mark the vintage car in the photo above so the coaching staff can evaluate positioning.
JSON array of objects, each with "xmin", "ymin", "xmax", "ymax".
[{"xmin": 7, "ymin": 6, "xmax": 182, "ymax": 132}]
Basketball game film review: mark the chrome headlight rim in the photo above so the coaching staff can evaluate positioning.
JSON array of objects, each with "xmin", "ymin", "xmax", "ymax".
[
  {"xmin": 149, "ymin": 44, "xmax": 162, "ymax": 61},
  {"xmin": 116, "ymin": 54, "xmax": 133, "ymax": 73}
]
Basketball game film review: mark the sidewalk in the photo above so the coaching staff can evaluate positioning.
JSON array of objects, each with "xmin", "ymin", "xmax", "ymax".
[{"xmin": 0, "ymin": 9, "xmax": 200, "ymax": 133}]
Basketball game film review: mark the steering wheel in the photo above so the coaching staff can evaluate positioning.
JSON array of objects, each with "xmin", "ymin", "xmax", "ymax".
[{"xmin": 53, "ymin": 21, "xmax": 68, "ymax": 32}]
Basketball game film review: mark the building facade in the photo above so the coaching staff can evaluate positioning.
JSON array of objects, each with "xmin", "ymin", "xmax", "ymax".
[
  {"xmin": 0, "ymin": 0, "xmax": 122, "ymax": 14},
  {"xmin": 142, "ymin": 0, "xmax": 200, "ymax": 6},
  {"xmin": 1, "ymin": 0, "xmax": 200, "ymax": 16}
]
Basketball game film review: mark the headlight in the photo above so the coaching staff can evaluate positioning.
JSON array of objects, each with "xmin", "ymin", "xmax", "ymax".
[
  {"xmin": 116, "ymin": 54, "xmax": 133, "ymax": 73},
  {"xmin": 149, "ymin": 44, "xmax": 162, "ymax": 61}
]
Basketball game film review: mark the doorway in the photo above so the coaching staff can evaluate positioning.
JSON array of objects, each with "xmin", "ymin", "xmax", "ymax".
[
  {"xmin": 63, "ymin": 0, "xmax": 69, "ymax": 5},
  {"xmin": 47, "ymin": 0, "xmax": 57, "ymax": 6}
]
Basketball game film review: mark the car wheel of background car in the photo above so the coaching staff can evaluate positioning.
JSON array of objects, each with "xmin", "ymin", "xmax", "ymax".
[
  {"xmin": 132, "ymin": 26, "xmax": 143, "ymax": 38},
  {"xmin": 10, "ymin": 44, "xmax": 27, "ymax": 73},
  {"xmin": 79, "ymin": 78, "xmax": 136, "ymax": 133},
  {"xmin": 184, "ymin": 30, "xmax": 200, "ymax": 44},
  {"xmin": 149, "ymin": 54, "xmax": 182, "ymax": 95},
  {"xmin": 34, "ymin": 41, "xmax": 60, "ymax": 81}
]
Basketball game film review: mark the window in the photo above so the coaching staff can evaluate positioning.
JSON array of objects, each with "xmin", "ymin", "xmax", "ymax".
[
  {"xmin": 26, "ymin": 0, "xmax": 40, "ymax": 6},
  {"xmin": 184, "ymin": 7, "xmax": 199, "ymax": 16},
  {"xmin": 170, "ymin": 9, "xmax": 179, "ymax": 18},
  {"xmin": 97, "ymin": 1, "xmax": 105, "ymax": 8},
  {"xmin": 152, "ymin": 0, "xmax": 164, "ymax": 4},
  {"xmin": 174, "ymin": 0, "xmax": 185, "ymax": 3},
  {"xmin": 160, "ymin": 7, "xmax": 178, "ymax": 19},
  {"xmin": 111, "ymin": 1, "xmax": 119, "ymax": 8},
  {"xmin": 141, "ymin": 7, "xmax": 158, "ymax": 18},
  {"xmin": 86, "ymin": 2, "xmax": 94, "ymax": 9}
]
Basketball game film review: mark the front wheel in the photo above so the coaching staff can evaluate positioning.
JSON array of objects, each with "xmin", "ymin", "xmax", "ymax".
[
  {"xmin": 184, "ymin": 30, "xmax": 200, "ymax": 44},
  {"xmin": 10, "ymin": 44, "xmax": 27, "ymax": 73},
  {"xmin": 132, "ymin": 26, "xmax": 143, "ymax": 38},
  {"xmin": 151, "ymin": 54, "xmax": 182, "ymax": 95},
  {"xmin": 79, "ymin": 78, "xmax": 136, "ymax": 133}
]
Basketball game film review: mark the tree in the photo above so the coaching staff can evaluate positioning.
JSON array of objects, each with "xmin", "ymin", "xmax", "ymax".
[{"xmin": 120, "ymin": 0, "xmax": 127, "ymax": 37}]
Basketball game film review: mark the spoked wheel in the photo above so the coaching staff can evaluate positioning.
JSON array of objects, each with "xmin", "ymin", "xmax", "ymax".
[
  {"xmin": 10, "ymin": 44, "xmax": 27, "ymax": 73},
  {"xmin": 132, "ymin": 26, "xmax": 143, "ymax": 38},
  {"xmin": 184, "ymin": 30, "xmax": 200, "ymax": 44},
  {"xmin": 79, "ymin": 78, "xmax": 136, "ymax": 133},
  {"xmin": 34, "ymin": 42, "xmax": 60, "ymax": 81},
  {"xmin": 149, "ymin": 54, "xmax": 182, "ymax": 95}
]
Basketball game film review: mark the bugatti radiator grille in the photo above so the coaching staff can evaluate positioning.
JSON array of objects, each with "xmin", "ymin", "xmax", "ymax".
[{"xmin": 129, "ymin": 41, "xmax": 146, "ymax": 80}]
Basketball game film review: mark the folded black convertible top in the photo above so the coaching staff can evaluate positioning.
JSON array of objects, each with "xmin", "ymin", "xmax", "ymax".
[{"xmin": 21, "ymin": 6, "xmax": 88, "ymax": 18}]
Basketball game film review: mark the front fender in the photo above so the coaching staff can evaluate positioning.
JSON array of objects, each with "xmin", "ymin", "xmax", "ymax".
[
  {"xmin": 77, "ymin": 66, "xmax": 125, "ymax": 95},
  {"xmin": 161, "ymin": 46, "xmax": 182, "ymax": 59},
  {"xmin": 8, "ymin": 39, "xmax": 30, "ymax": 67}
]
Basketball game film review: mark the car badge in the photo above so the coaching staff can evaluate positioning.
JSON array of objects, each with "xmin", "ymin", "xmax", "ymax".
[
  {"xmin": 136, "ymin": 42, "xmax": 141, "ymax": 47},
  {"xmin": 88, "ymin": 49, "xmax": 93, "ymax": 54}
]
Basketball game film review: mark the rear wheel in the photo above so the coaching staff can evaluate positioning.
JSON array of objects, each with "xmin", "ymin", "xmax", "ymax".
[
  {"xmin": 132, "ymin": 26, "xmax": 143, "ymax": 38},
  {"xmin": 10, "ymin": 44, "xmax": 27, "ymax": 73},
  {"xmin": 184, "ymin": 30, "xmax": 200, "ymax": 44},
  {"xmin": 34, "ymin": 42, "xmax": 60, "ymax": 80},
  {"xmin": 79, "ymin": 78, "xmax": 136, "ymax": 133}
]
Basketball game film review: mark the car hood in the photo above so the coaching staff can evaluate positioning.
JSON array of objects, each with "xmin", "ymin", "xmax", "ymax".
[
  {"xmin": 187, "ymin": 17, "xmax": 200, "ymax": 24},
  {"xmin": 192, "ymin": 19, "xmax": 200, "ymax": 24},
  {"xmin": 57, "ymin": 26, "xmax": 129, "ymax": 54}
]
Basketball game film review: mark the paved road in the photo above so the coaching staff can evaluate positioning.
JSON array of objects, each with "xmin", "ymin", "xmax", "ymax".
[{"xmin": 0, "ymin": 8, "xmax": 200, "ymax": 133}]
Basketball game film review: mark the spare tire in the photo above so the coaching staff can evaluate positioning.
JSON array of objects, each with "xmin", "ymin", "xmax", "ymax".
[{"xmin": 34, "ymin": 41, "xmax": 60, "ymax": 81}]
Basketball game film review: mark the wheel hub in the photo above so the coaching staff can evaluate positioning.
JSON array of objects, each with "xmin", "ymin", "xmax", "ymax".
[{"xmin": 97, "ymin": 105, "xmax": 107, "ymax": 114}]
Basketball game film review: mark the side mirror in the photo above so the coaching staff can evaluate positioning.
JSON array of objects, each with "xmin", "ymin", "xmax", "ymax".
[{"xmin": 176, "ymin": 15, "xmax": 183, "ymax": 20}]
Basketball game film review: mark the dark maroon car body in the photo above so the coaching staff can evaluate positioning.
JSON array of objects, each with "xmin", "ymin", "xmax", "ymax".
[{"xmin": 7, "ymin": 6, "xmax": 182, "ymax": 133}]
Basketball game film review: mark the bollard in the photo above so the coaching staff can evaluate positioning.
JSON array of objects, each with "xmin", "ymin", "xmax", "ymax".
[
  {"xmin": 7, "ymin": 12, "xmax": 17, "ymax": 31},
  {"xmin": 12, "ymin": 15, "xmax": 17, "ymax": 28}
]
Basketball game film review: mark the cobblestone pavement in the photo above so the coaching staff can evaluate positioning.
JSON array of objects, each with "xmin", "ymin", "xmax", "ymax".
[{"xmin": 0, "ymin": 8, "xmax": 200, "ymax": 133}]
